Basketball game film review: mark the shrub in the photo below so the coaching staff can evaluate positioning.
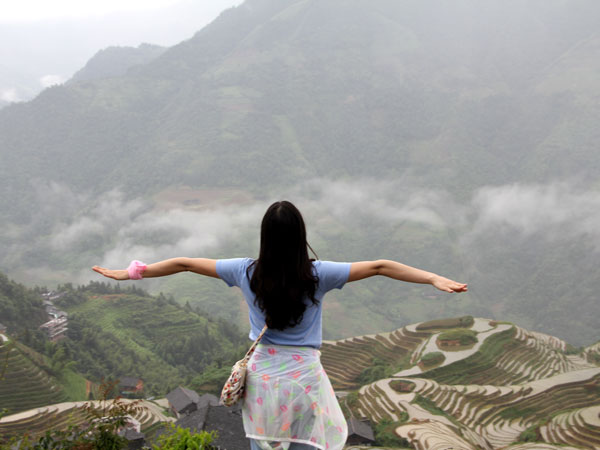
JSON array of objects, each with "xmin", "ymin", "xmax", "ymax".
[
  {"xmin": 374, "ymin": 418, "xmax": 410, "ymax": 448},
  {"xmin": 419, "ymin": 352, "xmax": 445, "ymax": 368},
  {"xmin": 153, "ymin": 423, "xmax": 217, "ymax": 450},
  {"xmin": 417, "ymin": 316, "xmax": 474, "ymax": 331},
  {"xmin": 389, "ymin": 380, "xmax": 416, "ymax": 393},
  {"xmin": 438, "ymin": 329, "xmax": 478, "ymax": 346},
  {"xmin": 517, "ymin": 424, "xmax": 540, "ymax": 443}
]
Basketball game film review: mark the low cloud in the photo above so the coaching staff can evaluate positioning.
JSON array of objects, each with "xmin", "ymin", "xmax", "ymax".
[
  {"xmin": 470, "ymin": 182, "xmax": 600, "ymax": 246},
  {"xmin": 0, "ymin": 88, "xmax": 21, "ymax": 102},
  {"xmin": 39, "ymin": 74, "xmax": 65, "ymax": 87},
  {"xmin": 6, "ymin": 178, "xmax": 600, "ymax": 284}
]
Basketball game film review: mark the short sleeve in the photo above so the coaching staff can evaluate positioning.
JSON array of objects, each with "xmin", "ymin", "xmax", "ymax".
[
  {"xmin": 216, "ymin": 258, "xmax": 252, "ymax": 287},
  {"xmin": 315, "ymin": 260, "xmax": 351, "ymax": 292}
]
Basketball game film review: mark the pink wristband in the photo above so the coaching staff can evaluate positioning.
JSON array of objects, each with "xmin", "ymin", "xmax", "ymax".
[{"xmin": 127, "ymin": 260, "xmax": 147, "ymax": 280}]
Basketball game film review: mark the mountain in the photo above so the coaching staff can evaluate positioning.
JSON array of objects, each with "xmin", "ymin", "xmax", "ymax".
[
  {"xmin": 1, "ymin": 0, "xmax": 600, "ymax": 345},
  {"xmin": 68, "ymin": 43, "xmax": 166, "ymax": 84}
]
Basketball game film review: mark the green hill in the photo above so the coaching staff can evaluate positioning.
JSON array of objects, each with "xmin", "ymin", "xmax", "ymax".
[
  {"xmin": 49, "ymin": 282, "xmax": 248, "ymax": 396},
  {"xmin": 0, "ymin": 271, "xmax": 247, "ymax": 407}
]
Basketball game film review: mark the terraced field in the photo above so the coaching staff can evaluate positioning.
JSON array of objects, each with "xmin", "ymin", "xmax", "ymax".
[
  {"xmin": 321, "ymin": 317, "xmax": 600, "ymax": 449},
  {"xmin": 321, "ymin": 326, "xmax": 430, "ymax": 389},
  {"xmin": 0, "ymin": 398, "xmax": 174, "ymax": 442},
  {"xmin": 0, "ymin": 337, "xmax": 68, "ymax": 415}
]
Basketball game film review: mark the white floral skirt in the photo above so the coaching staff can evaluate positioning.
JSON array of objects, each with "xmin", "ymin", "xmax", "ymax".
[{"xmin": 243, "ymin": 344, "xmax": 348, "ymax": 450}]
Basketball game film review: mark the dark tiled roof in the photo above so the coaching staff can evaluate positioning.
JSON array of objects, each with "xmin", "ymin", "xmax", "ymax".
[
  {"xmin": 175, "ymin": 403, "xmax": 247, "ymax": 450},
  {"xmin": 198, "ymin": 393, "xmax": 219, "ymax": 408},
  {"xmin": 205, "ymin": 404, "xmax": 247, "ymax": 450},
  {"xmin": 175, "ymin": 405, "xmax": 209, "ymax": 431},
  {"xmin": 167, "ymin": 386, "xmax": 201, "ymax": 412},
  {"xmin": 347, "ymin": 418, "xmax": 375, "ymax": 441},
  {"xmin": 119, "ymin": 376, "xmax": 142, "ymax": 389},
  {"xmin": 118, "ymin": 429, "xmax": 145, "ymax": 440}
]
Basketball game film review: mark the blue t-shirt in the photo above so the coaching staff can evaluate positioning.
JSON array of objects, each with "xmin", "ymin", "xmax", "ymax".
[{"xmin": 216, "ymin": 258, "xmax": 351, "ymax": 348}]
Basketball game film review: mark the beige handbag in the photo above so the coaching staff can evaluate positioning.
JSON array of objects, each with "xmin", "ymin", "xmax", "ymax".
[{"xmin": 220, "ymin": 325, "xmax": 268, "ymax": 406}]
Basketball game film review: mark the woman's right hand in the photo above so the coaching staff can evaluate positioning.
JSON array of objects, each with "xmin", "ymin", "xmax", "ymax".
[{"xmin": 92, "ymin": 266, "xmax": 129, "ymax": 280}]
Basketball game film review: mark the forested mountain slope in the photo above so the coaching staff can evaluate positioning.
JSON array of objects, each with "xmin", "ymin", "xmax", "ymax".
[{"xmin": 0, "ymin": 272, "xmax": 247, "ymax": 406}]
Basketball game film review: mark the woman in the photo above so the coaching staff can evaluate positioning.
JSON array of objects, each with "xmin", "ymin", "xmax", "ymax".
[{"xmin": 93, "ymin": 200, "xmax": 467, "ymax": 450}]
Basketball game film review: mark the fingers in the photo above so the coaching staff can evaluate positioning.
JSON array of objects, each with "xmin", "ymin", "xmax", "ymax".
[{"xmin": 92, "ymin": 266, "xmax": 116, "ymax": 279}]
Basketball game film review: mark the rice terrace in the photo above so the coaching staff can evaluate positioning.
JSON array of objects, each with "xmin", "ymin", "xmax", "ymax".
[{"xmin": 321, "ymin": 316, "xmax": 600, "ymax": 449}]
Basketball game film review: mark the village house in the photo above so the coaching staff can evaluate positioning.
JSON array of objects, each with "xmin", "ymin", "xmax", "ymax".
[
  {"xmin": 346, "ymin": 418, "xmax": 375, "ymax": 446},
  {"xmin": 118, "ymin": 376, "xmax": 144, "ymax": 397},
  {"xmin": 166, "ymin": 386, "xmax": 219, "ymax": 417},
  {"xmin": 117, "ymin": 428, "xmax": 145, "ymax": 450},
  {"xmin": 39, "ymin": 292, "xmax": 69, "ymax": 341},
  {"xmin": 39, "ymin": 316, "xmax": 68, "ymax": 341},
  {"xmin": 174, "ymin": 397, "xmax": 247, "ymax": 450}
]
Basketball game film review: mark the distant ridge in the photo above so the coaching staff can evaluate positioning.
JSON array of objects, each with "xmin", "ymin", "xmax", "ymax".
[{"xmin": 69, "ymin": 43, "xmax": 166, "ymax": 83}]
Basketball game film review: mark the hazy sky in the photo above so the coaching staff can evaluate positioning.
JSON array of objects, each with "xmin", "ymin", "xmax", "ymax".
[{"xmin": 0, "ymin": 0, "xmax": 242, "ymax": 102}]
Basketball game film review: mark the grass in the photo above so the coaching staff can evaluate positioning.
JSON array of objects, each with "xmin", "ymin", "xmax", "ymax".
[{"xmin": 58, "ymin": 368, "xmax": 87, "ymax": 401}]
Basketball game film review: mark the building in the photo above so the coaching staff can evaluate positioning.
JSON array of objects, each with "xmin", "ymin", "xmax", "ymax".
[
  {"xmin": 166, "ymin": 386, "xmax": 219, "ymax": 417},
  {"xmin": 175, "ymin": 401, "xmax": 247, "ymax": 450},
  {"xmin": 118, "ymin": 377, "xmax": 144, "ymax": 397},
  {"xmin": 39, "ymin": 316, "xmax": 68, "ymax": 341},
  {"xmin": 346, "ymin": 418, "xmax": 375, "ymax": 446}
]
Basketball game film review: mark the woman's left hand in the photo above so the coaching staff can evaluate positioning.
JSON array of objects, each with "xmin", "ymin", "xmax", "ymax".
[
  {"xmin": 92, "ymin": 266, "xmax": 129, "ymax": 280},
  {"xmin": 432, "ymin": 275, "xmax": 468, "ymax": 293}
]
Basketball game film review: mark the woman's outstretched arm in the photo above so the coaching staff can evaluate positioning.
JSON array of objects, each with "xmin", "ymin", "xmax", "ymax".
[
  {"xmin": 348, "ymin": 260, "xmax": 467, "ymax": 293},
  {"xmin": 92, "ymin": 258, "xmax": 218, "ymax": 281}
]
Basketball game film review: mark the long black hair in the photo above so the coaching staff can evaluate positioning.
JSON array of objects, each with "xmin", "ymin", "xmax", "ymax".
[{"xmin": 248, "ymin": 201, "xmax": 319, "ymax": 330}]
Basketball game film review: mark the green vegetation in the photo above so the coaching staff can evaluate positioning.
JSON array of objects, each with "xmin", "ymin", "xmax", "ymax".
[
  {"xmin": 0, "ymin": 273, "xmax": 47, "ymax": 335},
  {"xmin": 498, "ymin": 407, "xmax": 538, "ymax": 420},
  {"xmin": 54, "ymin": 282, "xmax": 247, "ymax": 396},
  {"xmin": 419, "ymin": 352, "xmax": 445, "ymax": 368},
  {"xmin": 373, "ymin": 418, "xmax": 410, "ymax": 448},
  {"xmin": 0, "ymin": 338, "xmax": 69, "ymax": 415},
  {"xmin": 437, "ymin": 329, "xmax": 478, "ymax": 346},
  {"xmin": 0, "ymin": 274, "xmax": 248, "ymax": 407},
  {"xmin": 415, "ymin": 327, "xmax": 518, "ymax": 384},
  {"xmin": 189, "ymin": 365, "xmax": 232, "ymax": 396},
  {"xmin": 412, "ymin": 395, "xmax": 460, "ymax": 427},
  {"xmin": 152, "ymin": 423, "xmax": 216, "ymax": 450},
  {"xmin": 517, "ymin": 424, "xmax": 541, "ymax": 443},
  {"xmin": 416, "ymin": 316, "xmax": 474, "ymax": 331},
  {"xmin": 356, "ymin": 357, "xmax": 400, "ymax": 385}
]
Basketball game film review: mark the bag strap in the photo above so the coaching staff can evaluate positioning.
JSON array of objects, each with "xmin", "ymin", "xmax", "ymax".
[{"xmin": 242, "ymin": 325, "xmax": 268, "ymax": 360}]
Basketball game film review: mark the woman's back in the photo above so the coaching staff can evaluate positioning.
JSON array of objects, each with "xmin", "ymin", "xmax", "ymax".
[{"xmin": 216, "ymin": 258, "xmax": 351, "ymax": 348}]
